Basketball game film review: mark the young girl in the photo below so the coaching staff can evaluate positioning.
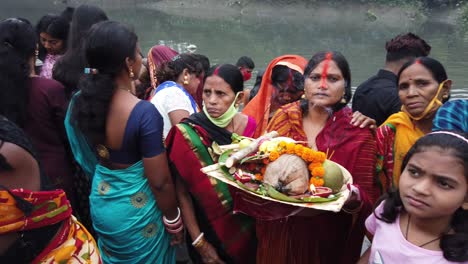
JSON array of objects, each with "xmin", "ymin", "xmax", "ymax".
[{"xmin": 360, "ymin": 131, "xmax": 468, "ymax": 263}]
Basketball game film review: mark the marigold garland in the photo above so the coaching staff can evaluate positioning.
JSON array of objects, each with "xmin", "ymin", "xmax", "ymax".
[{"xmin": 263, "ymin": 141, "xmax": 327, "ymax": 188}]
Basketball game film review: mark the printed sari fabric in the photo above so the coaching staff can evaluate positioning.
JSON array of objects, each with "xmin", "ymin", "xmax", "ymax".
[
  {"xmin": 64, "ymin": 94, "xmax": 175, "ymax": 264},
  {"xmin": 165, "ymin": 112, "xmax": 257, "ymax": 264},
  {"xmin": 376, "ymin": 111, "xmax": 424, "ymax": 194},
  {"xmin": 254, "ymin": 101, "xmax": 376, "ymax": 264},
  {"xmin": 0, "ymin": 189, "xmax": 101, "ymax": 263},
  {"xmin": 242, "ymin": 55, "xmax": 307, "ymax": 138}
]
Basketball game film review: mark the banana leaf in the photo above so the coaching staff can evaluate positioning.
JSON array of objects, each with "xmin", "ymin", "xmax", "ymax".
[
  {"xmin": 266, "ymin": 184, "xmax": 341, "ymax": 203},
  {"xmin": 218, "ymin": 150, "xmax": 234, "ymax": 180},
  {"xmin": 236, "ymin": 181, "xmax": 264, "ymax": 195}
]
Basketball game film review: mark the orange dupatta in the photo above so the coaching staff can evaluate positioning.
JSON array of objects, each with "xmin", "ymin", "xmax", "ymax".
[{"xmin": 242, "ymin": 55, "xmax": 307, "ymax": 138}]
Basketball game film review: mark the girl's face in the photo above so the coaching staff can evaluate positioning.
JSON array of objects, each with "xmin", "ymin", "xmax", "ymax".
[
  {"xmin": 39, "ymin": 32, "xmax": 64, "ymax": 55},
  {"xmin": 203, "ymin": 75, "xmax": 238, "ymax": 118},
  {"xmin": 304, "ymin": 60, "xmax": 345, "ymax": 108},
  {"xmin": 398, "ymin": 63, "xmax": 448, "ymax": 118},
  {"xmin": 399, "ymin": 146, "xmax": 467, "ymax": 220}
]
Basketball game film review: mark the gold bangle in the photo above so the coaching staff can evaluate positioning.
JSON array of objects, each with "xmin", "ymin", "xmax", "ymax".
[{"xmin": 193, "ymin": 236, "xmax": 206, "ymax": 249}]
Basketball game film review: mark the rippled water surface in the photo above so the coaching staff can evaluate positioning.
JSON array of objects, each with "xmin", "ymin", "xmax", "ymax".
[{"xmin": 4, "ymin": 0, "xmax": 467, "ymax": 99}]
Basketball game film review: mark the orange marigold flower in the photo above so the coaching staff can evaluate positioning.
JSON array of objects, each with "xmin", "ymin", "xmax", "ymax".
[
  {"xmin": 309, "ymin": 177, "xmax": 324, "ymax": 187},
  {"xmin": 278, "ymin": 141, "xmax": 287, "ymax": 148},
  {"xmin": 269, "ymin": 151, "xmax": 280, "ymax": 162},
  {"xmin": 312, "ymin": 166, "xmax": 325, "ymax": 177},
  {"xmin": 308, "ymin": 162, "xmax": 322, "ymax": 172},
  {"xmin": 316, "ymin": 152, "xmax": 326, "ymax": 163},
  {"xmin": 286, "ymin": 143, "xmax": 296, "ymax": 154},
  {"xmin": 255, "ymin": 173, "xmax": 264, "ymax": 181},
  {"xmin": 261, "ymin": 166, "xmax": 266, "ymax": 174}
]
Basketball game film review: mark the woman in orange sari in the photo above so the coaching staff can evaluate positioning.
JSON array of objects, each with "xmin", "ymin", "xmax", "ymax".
[
  {"xmin": 243, "ymin": 55, "xmax": 308, "ymax": 138},
  {"xmin": 252, "ymin": 51, "xmax": 376, "ymax": 264}
]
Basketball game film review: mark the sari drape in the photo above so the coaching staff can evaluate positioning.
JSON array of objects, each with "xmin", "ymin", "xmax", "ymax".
[
  {"xmin": 253, "ymin": 101, "xmax": 375, "ymax": 264},
  {"xmin": 166, "ymin": 112, "xmax": 256, "ymax": 263},
  {"xmin": 376, "ymin": 111, "xmax": 424, "ymax": 192},
  {"xmin": 242, "ymin": 55, "xmax": 307, "ymax": 138},
  {"xmin": 0, "ymin": 189, "xmax": 101, "ymax": 264},
  {"xmin": 64, "ymin": 94, "xmax": 175, "ymax": 263}
]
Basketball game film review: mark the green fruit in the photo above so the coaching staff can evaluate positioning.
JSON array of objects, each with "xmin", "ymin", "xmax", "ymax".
[{"xmin": 322, "ymin": 160, "xmax": 344, "ymax": 193}]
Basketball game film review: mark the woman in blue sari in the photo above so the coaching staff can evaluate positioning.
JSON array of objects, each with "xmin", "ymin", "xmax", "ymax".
[{"xmin": 65, "ymin": 21, "xmax": 183, "ymax": 263}]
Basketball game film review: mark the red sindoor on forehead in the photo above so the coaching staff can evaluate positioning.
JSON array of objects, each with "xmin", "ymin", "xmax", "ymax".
[
  {"xmin": 320, "ymin": 52, "xmax": 333, "ymax": 87},
  {"xmin": 213, "ymin": 65, "xmax": 221, "ymax": 76}
]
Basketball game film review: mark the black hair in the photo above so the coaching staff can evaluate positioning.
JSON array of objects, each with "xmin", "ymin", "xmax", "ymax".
[
  {"xmin": 398, "ymin": 57, "xmax": 450, "ymax": 103},
  {"xmin": 193, "ymin": 53, "xmax": 210, "ymax": 74},
  {"xmin": 72, "ymin": 21, "xmax": 137, "ymax": 147},
  {"xmin": 53, "ymin": 4, "xmax": 108, "ymax": 98},
  {"xmin": 207, "ymin": 64, "xmax": 244, "ymax": 93},
  {"xmin": 0, "ymin": 18, "xmax": 36, "ymax": 127},
  {"xmin": 301, "ymin": 51, "xmax": 352, "ymax": 114},
  {"xmin": 35, "ymin": 13, "xmax": 70, "ymax": 58},
  {"xmin": 60, "ymin": 7, "xmax": 75, "ymax": 22},
  {"xmin": 236, "ymin": 56, "xmax": 255, "ymax": 69},
  {"xmin": 377, "ymin": 131, "xmax": 468, "ymax": 262},
  {"xmin": 271, "ymin": 64, "xmax": 304, "ymax": 91},
  {"xmin": 156, "ymin": 53, "xmax": 204, "ymax": 83},
  {"xmin": 385, "ymin": 32, "xmax": 431, "ymax": 62}
]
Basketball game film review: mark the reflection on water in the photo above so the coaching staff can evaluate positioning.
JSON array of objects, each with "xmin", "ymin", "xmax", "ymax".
[{"xmin": 2, "ymin": 0, "xmax": 466, "ymax": 98}]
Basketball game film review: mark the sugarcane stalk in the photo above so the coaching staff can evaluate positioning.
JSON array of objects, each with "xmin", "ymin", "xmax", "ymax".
[{"xmin": 225, "ymin": 131, "xmax": 279, "ymax": 168}]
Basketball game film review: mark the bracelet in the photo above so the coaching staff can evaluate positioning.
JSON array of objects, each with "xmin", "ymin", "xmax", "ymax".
[
  {"xmin": 193, "ymin": 235, "xmax": 206, "ymax": 249},
  {"xmin": 166, "ymin": 223, "xmax": 184, "ymax": 234},
  {"xmin": 191, "ymin": 232, "xmax": 204, "ymax": 247},
  {"xmin": 163, "ymin": 217, "xmax": 183, "ymax": 229},
  {"xmin": 163, "ymin": 207, "xmax": 181, "ymax": 224}
]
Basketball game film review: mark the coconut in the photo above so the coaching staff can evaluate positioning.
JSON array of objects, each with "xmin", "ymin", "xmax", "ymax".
[
  {"xmin": 263, "ymin": 154, "xmax": 309, "ymax": 195},
  {"xmin": 322, "ymin": 160, "xmax": 344, "ymax": 193}
]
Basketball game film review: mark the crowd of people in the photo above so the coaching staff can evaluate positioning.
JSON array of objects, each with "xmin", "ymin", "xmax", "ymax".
[{"xmin": 0, "ymin": 4, "xmax": 466, "ymax": 264}]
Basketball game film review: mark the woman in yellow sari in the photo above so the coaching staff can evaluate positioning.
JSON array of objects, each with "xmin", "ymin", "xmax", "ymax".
[{"xmin": 376, "ymin": 57, "xmax": 451, "ymax": 196}]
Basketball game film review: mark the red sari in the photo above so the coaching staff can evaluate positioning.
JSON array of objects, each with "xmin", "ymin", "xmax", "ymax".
[
  {"xmin": 166, "ymin": 112, "xmax": 256, "ymax": 263},
  {"xmin": 255, "ymin": 101, "xmax": 376, "ymax": 264}
]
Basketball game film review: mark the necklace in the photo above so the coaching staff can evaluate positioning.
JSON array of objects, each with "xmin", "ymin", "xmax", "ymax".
[{"xmin": 405, "ymin": 214, "xmax": 443, "ymax": 248}]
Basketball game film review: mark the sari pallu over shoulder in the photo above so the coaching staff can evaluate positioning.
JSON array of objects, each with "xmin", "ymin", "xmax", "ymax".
[
  {"xmin": 64, "ymin": 93, "xmax": 176, "ymax": 264},
  {"xmin": 165, "ymin": 116, "xmax": 256, "ymax": 264}
]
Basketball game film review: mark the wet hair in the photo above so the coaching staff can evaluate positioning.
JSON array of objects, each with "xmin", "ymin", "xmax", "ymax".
[
  {"xmin": 385, "ymin": 33, "xmax": 431, "ymax": 62},
  {"xmin": 0, "ymin": 18, "xmax": 37, "ymax": 127},
  {"xmin": 398, "ymin": 57, "xmax": 450, "ymax": 103},
  {"xmin": 53, "ymin": 4, "xmax": 108, "ymax": 98},
  {"xmin": 207, "ymin": 64, "xmax": 244, "ymax": 94},
  {"xmin": 301, "ymin": 51, "xmax": 352, "ymax": 114},
  {"xmin": 236, "ymin": 56, "xmax": 255, "ymax": 69},
  {"xmin": 72, "ymin": 21, "xmax": 137, "ymax": 146},
  {"xmin": 156, "ymin": 53, "xmax": 203, "ymax": 84},
  {"xmin": 376, "ymin": 131, "xmax": 468, "ymax": 262}
]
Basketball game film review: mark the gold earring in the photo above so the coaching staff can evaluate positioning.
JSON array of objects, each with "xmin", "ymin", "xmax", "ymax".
[
  {"xmin": 129, "ymin": 68, "xmax": 134, "ymax": 78},
  {"xmin": 442, "ymin": 94, "xmax": 448, "ymax": 99},
  {"xmin": 35, "ymin": 49, "xmax": 39, "ymax": 57},
  {"xmin": 340, "ymin": 97, "xmax": 346, "ymax": 104},
  {"xmin": 183, "ymin": 76, "xmax": 189, "ymax": 85}
]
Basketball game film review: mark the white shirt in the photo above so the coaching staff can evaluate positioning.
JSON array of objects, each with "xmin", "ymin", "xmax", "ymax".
[{"xmin": 150, "ymin": 85, "xmax": 196, "ymax": 138}]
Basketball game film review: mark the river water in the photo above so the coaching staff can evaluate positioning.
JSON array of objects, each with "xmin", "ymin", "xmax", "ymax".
[{"xmin": 3, "ymin": 0, "xmax": 467, "ymax": 99}]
